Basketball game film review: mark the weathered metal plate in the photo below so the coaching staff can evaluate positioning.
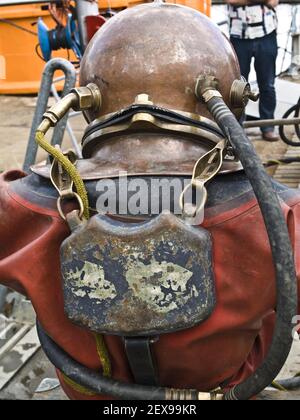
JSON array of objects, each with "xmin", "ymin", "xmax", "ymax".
[{"xmin": 61, "ymin": 213, "xmax": 216, "ymax": 336}]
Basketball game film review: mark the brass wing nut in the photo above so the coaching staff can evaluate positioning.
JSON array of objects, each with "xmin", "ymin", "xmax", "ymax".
[{"xmin": 230, "ymin": 79, "xmax": 260, "ymax": 109}]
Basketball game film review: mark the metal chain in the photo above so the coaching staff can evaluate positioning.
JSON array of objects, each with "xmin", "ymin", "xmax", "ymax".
[{"xmin": 50, "ymin": 145, "xmax": 85, "ymax": 220}]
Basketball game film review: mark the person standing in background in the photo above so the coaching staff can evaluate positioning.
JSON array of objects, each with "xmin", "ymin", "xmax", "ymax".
[{"xmin": 227, "ymin": 0, "xmax": 279, "ymax": 141}]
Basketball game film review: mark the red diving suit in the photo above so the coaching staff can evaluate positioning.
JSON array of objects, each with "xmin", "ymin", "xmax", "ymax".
[{"xmin": 1, "ymin": 169, "xmax": 300, "ymax": 399}]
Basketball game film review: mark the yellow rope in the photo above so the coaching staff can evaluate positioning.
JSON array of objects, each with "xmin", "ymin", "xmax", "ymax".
[
  {"xmin": 61, "ymin": 373, "xmax": 98, "ymax": 397},
  {"xmin": 267, "ymin": 160, "xmax": 282, "ymax": 166},
  {"xmin": 271, "ymin": 381, "xmax": 288, "ymax": 392},
  {"xmin": 35, "ymin": 131, "xmax": 90, "ymax": 219},
  {"xmin": 36, "ymin": 130, "xmax": 112, "ymax": 394},
  {"xmin": 94, "ymin": 333, "xmax": 112, "ymax": 377},
  {"xmin": 61, "ymin": 335, "xmax": 111, "ymax": 397},
  {"xmin": 294, "ymin": 372, "xmax": 300, "ymax": 377}
]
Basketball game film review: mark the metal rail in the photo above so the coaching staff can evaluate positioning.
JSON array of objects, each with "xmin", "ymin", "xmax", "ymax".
[
  {"xmin": 23, "ymin": 58, "xmax": 77, "ymax": 173},
  {"xmin": 244, "ymin": 117, "xmax": 300, "ymax": 129}
]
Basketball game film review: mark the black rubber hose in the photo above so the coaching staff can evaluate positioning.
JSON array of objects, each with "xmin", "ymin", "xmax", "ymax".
[
  {"xmin": 36, "ymin": 322, "xmax": 198, "ymax": 400},
  {"xmin": 36, "ymin": 93, "xmax": 297, "ymax": 400},
  {"xmin": 203, "ymin": 96, "xmax": 297, "ymax": 400}
]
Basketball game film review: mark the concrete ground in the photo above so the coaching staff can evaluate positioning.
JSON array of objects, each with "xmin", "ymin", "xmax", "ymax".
[
  {"xmin": 0, "ymin": 349, "xmax": 67, "ymax": 400},
  {"xmin": 0, "ymin": 95, "xmax": 86, "ymax": 172},
  {"xmin": 1, "ymin": 94, "xmax": 300, "ymax": 400}
]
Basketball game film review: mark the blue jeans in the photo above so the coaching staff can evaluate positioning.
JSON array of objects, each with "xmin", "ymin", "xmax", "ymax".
[{"xmin": 230, "ymin": 31, "xmax": 278, "ymax": 133}]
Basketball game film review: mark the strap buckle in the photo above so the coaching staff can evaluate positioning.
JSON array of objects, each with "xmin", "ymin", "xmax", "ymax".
[{"xmin": 179, "ymin": 139, "xmax": 227, "ymax": 222}]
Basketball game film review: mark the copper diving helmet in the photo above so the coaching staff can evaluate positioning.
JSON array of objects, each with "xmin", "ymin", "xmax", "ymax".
[{"xmin": 75, "ymin": 2, "xmax": 243, "ymax": 180}]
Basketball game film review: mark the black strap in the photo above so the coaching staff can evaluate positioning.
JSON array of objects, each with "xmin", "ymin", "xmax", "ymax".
[
  {"xmin": 82, "ymin": 104, "xmax": 223, "ymax": 144},
  {"xmin": 124, "ymin": 337, "xmax": 159, "ymax": 386},
  {"xmin": 261, "ymin": 5, "xmax": 267, "ymax": 36}
]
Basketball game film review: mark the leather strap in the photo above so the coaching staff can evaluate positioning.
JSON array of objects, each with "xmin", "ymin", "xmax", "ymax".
[
  {"xmin": 124, "ymin": 337, "xmax": 159, "ymax": 386},
  {"xmin": 82, "ymin": 104, "xmax": 223, "ymax": 142}
]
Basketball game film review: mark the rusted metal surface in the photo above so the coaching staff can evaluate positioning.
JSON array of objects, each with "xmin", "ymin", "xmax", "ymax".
[{"xmin": 61, "ymin": 212, "xmax": 216, "ymax": 336}]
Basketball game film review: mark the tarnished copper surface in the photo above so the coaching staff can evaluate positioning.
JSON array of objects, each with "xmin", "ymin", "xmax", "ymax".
[
  {"xmin": 82, "ymin": 132, "xmax": 217, "ymax": 176},
  {"xmin": 80, "ymin": 3, "xmax": 240, "ymax": 122},
  {"xmin": 31, "ymin": 161, "xmax": 243, "ymax": 180},
  {"xmin": 33, "ymin": 3, "xmax": 243, "ymax": 180},
  {"xmin": 31, "ymin": 131, "xmax": 242, "ymax": 180}
]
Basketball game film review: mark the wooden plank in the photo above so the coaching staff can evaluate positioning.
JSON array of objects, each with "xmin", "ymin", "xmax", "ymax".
[
  {"xmin": 0, "ymin": 325, "xmax": 29, "ymax": 360},
  {"xmin": 0, "ymin": 327, "xmax": 41, "ymax": 390}
]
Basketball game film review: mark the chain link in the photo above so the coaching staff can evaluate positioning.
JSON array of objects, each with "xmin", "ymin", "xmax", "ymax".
[
  {"xmin": 50, "ymin": 146, "xmax": 85, "ymax": 221},
  {"xmin": 179, "ymin": 139, "xmax": 227, "ymax": 221}
]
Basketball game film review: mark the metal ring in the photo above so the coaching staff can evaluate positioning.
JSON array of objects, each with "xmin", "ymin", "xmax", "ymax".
[
  {"xmin": 57, "ymin": 192, "xmax": 84, "ymax": 221},
  {"xmin": 179, "ymin": 183, "xmax": 208, "ymax": 219}
]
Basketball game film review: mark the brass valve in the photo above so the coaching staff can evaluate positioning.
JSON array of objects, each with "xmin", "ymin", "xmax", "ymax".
[
  {"xmin": 38, "ymin": 83, "xmax": 102, "ymax": 134},
  {"xmin": 195, "ymin": 75, "xmax": 259, "ymax": 117},
  {"xmin": 230, "ymin": 79, "xmax": 259, "ymax": 109}
]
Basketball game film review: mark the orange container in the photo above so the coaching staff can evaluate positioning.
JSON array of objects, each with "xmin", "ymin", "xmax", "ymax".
[
  {"xmin": 170, "ymin": 0, "xmax": 211, "ymax": 16},
  {"xmin": 0, "ymin": 1, "xmax": 211, "ymax": 94},
  {"xmin": 0, "ymin": 3, "xmax": 78, "ymax": 94}
]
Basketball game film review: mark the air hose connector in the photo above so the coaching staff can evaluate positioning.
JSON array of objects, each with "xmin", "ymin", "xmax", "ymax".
[
  {"xmin": 35, "ymin": 83, "xmax": 101, "ymax": 220},
  {"xmin": 230, "ymin": 79, "xmax": 259, "ymax": 109},
  {"xmin": 195, "ymin": 75, "xmax": 219, "ymax": 97},
  {"xmin": 195, "ymin": 75, "xmax": 259, "ymax": 111},
  {"xmin": 195, "ymin": 74, "xmax": 297, "ymax": 401},
  {"xmin": 71, "ymin": 83, "xmax": 102, "ymax": 113},
  {"xmin": 38, "ymin": 83, "xmax": 102, "ymax": 134},
  {"xmin": 195, "ymin": 75, "xmax": 222, "ymax": 104}
]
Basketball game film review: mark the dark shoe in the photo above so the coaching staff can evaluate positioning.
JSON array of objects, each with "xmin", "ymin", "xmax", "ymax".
[{"xmin": 262, "ymin": 131, "xmax": 279, "ymax": 142}]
